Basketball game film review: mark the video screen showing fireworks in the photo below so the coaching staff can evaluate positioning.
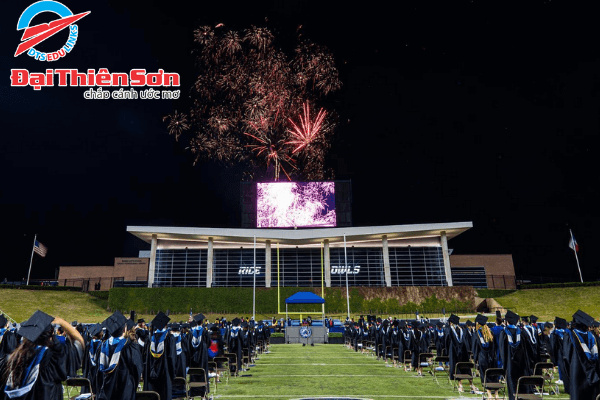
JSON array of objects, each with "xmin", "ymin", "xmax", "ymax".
[{"xmin": 257, "ymin": 182, "xmax": 336, "ymax": 228}]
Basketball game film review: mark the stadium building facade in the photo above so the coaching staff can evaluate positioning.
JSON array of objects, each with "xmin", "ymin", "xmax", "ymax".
[{"xmin": 126, "ymin": 222, "xmax": 474, "ymax": 289}]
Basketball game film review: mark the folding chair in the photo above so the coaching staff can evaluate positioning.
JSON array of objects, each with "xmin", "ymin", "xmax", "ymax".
[
  {"xmin": 385, "ymin": 346, "xmax": 393, "ymax": 362},
  {"xmin": 403, "ymin": 350, "xmax": 412, "ymax": 371},
  {"xmin": 242, "ymin": 348, "xmax": 250, "ymax": 370},
  {"xmin": 515, "ymin": 375, "xmax": 545, "ymax": 399},
  {"xmin": 64, "ymin": 377, "xmax": 94, "ymax": 400},
  {"xmin": 418, "ymin": 352, "xmax": 434, "ymax": 372},
  {"xmin": 377, "ymin": 344, "xmax": 383, "ymax": 359},
  {"xmin": 172, "ymin": 376, "xmax": 189, "ymax": 400},
  {"xmin": 225, "ymin": 352, "xmax": 238, "ymax": 377},
  {"xmin": 208, "ymin": 361, "xmax": 218, "ymax": 392},
  {"xmin": 135, "ymin": 391, "xmax": 160, "ymax": 400},
  {"xmin": 428, "ymin": 345, "xmax": 437, "ymax": 355},
  {"xmin": 482, "ymin": 368, "xmax": 506, "ymax": 399},
  {"xmin": 187, "ymin": 367, "xmax": 209, "ymax": 397},
  {"xmin": 533, "ymin": 362, "xmax": 555, "ymax": 394},
  {"xmin": 431, "ymin": 355, "xmax": 449, "ymax": 385},
  {"xmin": 452, "ymin": 361, "xmax": 475, "ymax": 392},
  {"xmin": 214, "ymin": 356, "xmax": 231, "ymax": 384}
]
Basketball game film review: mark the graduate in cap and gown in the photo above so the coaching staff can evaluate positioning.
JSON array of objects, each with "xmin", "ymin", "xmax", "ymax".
[
  {"xmin": 472, "ymin": 314, "xmax": 499, "ymax": 399},
  {"xmin": 169, "ymin": 323, "xmax": 187, "ymax": 378},
  {"xmin": 498, "ymin": 310, "xmax": 530, "ymax": 400},
  {"xmin": 228, "ymin": 318, "xmax": 244, "ymax": 374},
  {"xmin": 0, "ymin": 314, "xmax": 18, "ymax": 360},
  {"xmin": 521, "ymin": 315, "xmax": 540, "ymax": 368},
  {"xmin": 410, "ymin": 321, "xmax": 429, "ymax": 376},
  {"xmin": 562, "ymin": 310, "xmax": 600, "ymax": 400},
  {"xmin": 445, "ymin": 314, "xmax": 477, "ymax": 393},
  {"xmin": 81, "ymin": 323, "xmax": 103, "ymax": 395},
  {"xmin": 143, "ymin": 312, "xmax": 176, "ymax": 400},
  {"xmin": 389, "ymin": 320, "xmax": 401, "ymax": 368},
  {"xmin": 434, "ymin": 321, "xmax": 446, "ymax": 356},
  {"xmin": 3, "ymin": 310, "xmax": 84, "ymax": 400},
  {"xmin": 187, "ymin": 313, "xmax": 209, "ymax": 397},
  {"xmin": 97, "ymin": 311, "xmax": 143, "ymax": 400}
]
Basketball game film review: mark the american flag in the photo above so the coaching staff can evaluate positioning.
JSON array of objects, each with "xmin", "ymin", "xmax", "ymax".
[
  {"xmin": 34, "ymin": 240, "xmax": 48, "ymax": 257},
  {"xmin": 569, "ymin": 230, "xmax": 579, "ymax": 253}
]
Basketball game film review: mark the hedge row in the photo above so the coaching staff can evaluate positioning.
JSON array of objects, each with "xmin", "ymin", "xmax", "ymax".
[
  {"xmin": 476, "ymin": 289, "xmax": 517, "ymax": 298},
  {"xmin": 108, "ymin": 286, "xmax": 475, "ymax": 315},
  {"xmin": 521, "ymin": 281, "xmax": 600, "ymax": 289},
  {"xmin": 0, "ymin": 284, "xmax": 80, "ymax": 292}
]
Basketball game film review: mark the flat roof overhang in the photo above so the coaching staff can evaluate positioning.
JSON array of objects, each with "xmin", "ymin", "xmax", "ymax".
[{"xmin": 127, "ymin": 222, "xmax": 472, "ymax": 247}]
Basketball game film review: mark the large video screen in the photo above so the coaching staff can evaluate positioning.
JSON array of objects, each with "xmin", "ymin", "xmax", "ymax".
[{"xmin": 257, "ymin": 182, "xmax": 336, "ymax": 228}]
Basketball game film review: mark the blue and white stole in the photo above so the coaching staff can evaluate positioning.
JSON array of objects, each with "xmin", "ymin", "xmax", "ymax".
[
  {"xmin": 523, "ymin": 325, "xmax": 537, "ymax": 344},
  {"xmin": 553, "ymin": 328, "xmax": 565, "ymax": 340},
  {"xmin": 403, "ymin": 330, "xmax": 411, "ymax": 342},
  {"xmin": 171, "ymin": 332, "xmax": 183, "ymax": 355},
  {"xmin": 88, "ymin": 339, "xmax": 101, "ymax": 367},
  {"xmin": 0, "ymin": 328, "xmax": 6, "ymax": 345},
  {"xmin": 191, "ymin": 326, "xmax": 204, "ymax": 349},
  {"xmin": 504, "ymin": 325, "xmax": 521, "ymax": 348},
  {"xmin": 477, "ymin": 329, "xmax": 490, "ymax": 348},
  {"xmin": 150, "ymin": 328, "xmax": 168, "ymax": 358},
  {"xmin": 452, "ymin": 326, "xmax": 463, "ymax": 343},
  {"xmin": 436, "ymin": 328, "xmax": 444, "ymax": 338},
  {"xmin": 571, "ymin": 329, "xmax": 598, "ymax": 361},
  {"xmin": 99, "ymin": 336, "xmax": 127, "ymax": 373},
  {"xmin": 5, "ymin": 346, "xmax": 48, "ymax": 398}
]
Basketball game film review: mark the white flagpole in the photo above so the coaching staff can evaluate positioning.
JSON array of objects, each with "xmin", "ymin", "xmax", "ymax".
[
  {"xmin": 344, "ymin": 233, "xmax": 350, "ymax": 319},
  {"xmin": 570, "ymin": 229, "xmax": 583, "ymax": 283},
  {"xmin": 27, "ymin": 234, "xmax": 37, "ymax": 286},
  {"xmin": 253, "ymin": 235, "xmax": 256, "ymax": 320}
]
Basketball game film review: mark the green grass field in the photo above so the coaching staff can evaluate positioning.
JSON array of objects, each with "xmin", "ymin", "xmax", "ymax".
[
  {"xmin": 494, "ymin": 286, "xmax": 600, "ymax": 321},
  {"xmin": 212, "ymin": 344, "xmax": 568, "ymax": 400}
]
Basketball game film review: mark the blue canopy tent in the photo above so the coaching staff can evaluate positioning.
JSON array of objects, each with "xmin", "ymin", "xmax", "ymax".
[{"xmin": 285, "ymin": 292, "xmax": 325, "ymax": 322}]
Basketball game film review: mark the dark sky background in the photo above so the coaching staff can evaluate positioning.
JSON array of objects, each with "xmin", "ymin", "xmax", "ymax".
[{"xmin": 1, "ymin": 0, "xmax": 596, "ymax": 282}]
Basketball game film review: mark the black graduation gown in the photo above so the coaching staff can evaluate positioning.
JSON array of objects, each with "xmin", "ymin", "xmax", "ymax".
[
  {"xmin": 434, "ymin": 328, "xmax": 445, "ymax": 356},
  {"xmin": 389, "ymin": 328, "xmax": 400, "ymax": 361},
  {"xmin": 562, "ymin": 329, "xmax": 600, "ymax": 400},
  {"xmin": 380, "ymin": 326, "xmax": 391, "ymax": 359},
  {"xmin": 228, "ymin": 327, "xmax": 244, "ymax": 373},
  {"xmin": 398, "ymin": 330, "xmax": 410, "ymax": 363},
  {"xmin": 171, "ymin": 332, "xmax": 187, "ymax": 378},
  {"xmin": 0, "ymin": 330, "xmax": 18, "ymax": 359},
  {"xmin": 445, "ymin": 326, "xmax": 470, "ymax": 380},
  {"xmin": 410, "ymin": 329, "xmax": 429, "ymax": 368},
  {"xmin": 65, "ymin": 337, "xmax": 83, "ymax": 378},
  {"xmin": 187, "ymin": 327, "xmax": 209, "ymax": 397},
  {"xmin": 498, "ymin": 327, "xmax": 530, "ymax": 400},
  {"xmin": 81, "ymin": 338, "xmax": 102, "ymax": 394},
  {"xmin": 2, "ymin": 339, "xmax": 68, "ymax": 400},
  {"xmin": 97, "ymin": 340, "xmax": 144, "ymax": 400},
  {"xmin": 521, "ymin": 325, "xmax": 540, "ymax": 369},
  {"xmin": 549, "ymin": 329, "xmax": 569, "ymax": 393},
  {"xmin": 471, "ymin": 329, "xmax": 497, "ymax": 382},
  {"xmin": 143, "ymin": 332, "xmax": 177, "ymax": 400}
]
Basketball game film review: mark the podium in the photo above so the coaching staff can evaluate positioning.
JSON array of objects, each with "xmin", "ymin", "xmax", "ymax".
[{"xmin": 285, "ymin": 326, "xmax": 327, "ymax": 344}]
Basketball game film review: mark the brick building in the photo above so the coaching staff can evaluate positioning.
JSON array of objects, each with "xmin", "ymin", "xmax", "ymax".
[{"xmin": 58, "ymin": 257, "xmax": 149, "ymax": 291}]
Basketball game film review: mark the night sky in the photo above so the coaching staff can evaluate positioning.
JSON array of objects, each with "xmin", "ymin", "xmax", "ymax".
[{"xmin": 1, "ymin": 0, "xmax": 596, "ymax": 282}]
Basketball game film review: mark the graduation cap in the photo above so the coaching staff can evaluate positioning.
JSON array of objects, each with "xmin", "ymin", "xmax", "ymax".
[
  {"xmin": 102, "ymin": 311, "xmax": 128, "ymax": 337},
  {"xmin": 152, "ymin": 311, "xmax": 171, "ymax": 331},
  {"xmin": 475, "ymin": 314, "xmax": 488, "ymax": 326},
  {"xmin": 181, "ymin": 323, "xmax": 190, "ymax": 329},
  {"xmin": 137, "ymin": 318, "xmax": 145, "ymax": 324},
  {"xmin": 504, "ymin": 310, "xmax": 519, "ymax": 325},
  {"xmin": 71, "ymin": 320, "xmax": 78, "ymax": 327},
  {"xmin": 88, "ymin": 323, "xmax": 103, "ymax": 337},
  {"xmin": 412, "ymin": 320, "xmax": 421, "ymax": 329},
  {"xmin": 232, "ymin": 318, "xmax": 241, "ymax": 326},
  {"xmin": 241, "ymin": 321, "xmax": 249, "ymax": 329},
  {"xmin": 545, "ymin": 322, "xmax": 554, "ymax": 329},
  {"xmin": 465, "ymin": 320, "xmax": 474, "ymax": 327},
  {"xmin": 436, "ymin": 321, "xmax": 444, "ymax": 328},
  {"xmin": 193, "ymin": 313, "xmax": 206, "ymax": 324},
  {"xmin": 18, "ymin": 310, "xmax": 54, "ymax": 343},
  {"xmin": 210, "ymin": 325, "xmax": 220, "ymax": 333},
  {"xmin": 555, "ymin": 317, "xmax": 567, "ymax": 329},
  {"xmin": 170, "ymin": 323, "xmax": 181, "ymax": 331},
  {"xmin": 0, "ymin": 314, "xmax": 7, "ymax": 327},
  {"xmin": 522, "ymin": 316, "xmax": 529, "ymax": 323},
  {"xmin": 398, "ymin": 320, "xmax": 406, "ymax": 328},
  {"xmin": 496, "ymin": 310, "xmax": 502, "ymax": 318},
  {"xmin": 530, "ymin": 315, "xmax": 538, "ymax": 324},
  {"xmin": 573, "ymin": 309, "xmax": 595, "ymax": 328},
  {"xmin": 126, "ymin": 319, "xmax": 136, "ymax": 331},
  {"xmin": 376, "ymin": 317, "xmax": 382, "ymax": 323},
  {"xmin": 392, "ymin": 320, "xmax": 399, "ymax": 327},
  {"xmin": 382, "ymin": 319, "xmax": 389, "ymax": 327},
  {"xmin": 448, "ymin": 314, "xmax": 460, "ymax": 325},
  {"xmin": 593, "ymin": 321, "xmax": 600, "ymax": 328}
]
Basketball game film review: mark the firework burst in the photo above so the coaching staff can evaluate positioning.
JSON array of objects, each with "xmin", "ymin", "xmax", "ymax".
[{"xmin": 286, "ymin": 102, "xmax": 327, "ymax": 154}]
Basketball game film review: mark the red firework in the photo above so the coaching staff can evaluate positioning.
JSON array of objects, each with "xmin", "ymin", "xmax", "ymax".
[{"xmin": 286, "ymin": 102, "xmax": 327, "ymax": 154}]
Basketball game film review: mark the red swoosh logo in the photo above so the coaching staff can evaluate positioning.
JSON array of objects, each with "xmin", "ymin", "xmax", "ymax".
[{"xmin": 15, "ymin": 12, "xmax": 90, "ymax": 57}]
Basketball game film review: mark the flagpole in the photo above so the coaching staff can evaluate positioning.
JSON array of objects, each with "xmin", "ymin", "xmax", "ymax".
[
  {"xmin": 253, "ymin": 235, "xmax": 256, "ymax": 320},
  {"xmin": 27, "ymin": 234, "xmax": 37, "ymax": 286},
  {"xmin": 570, "ymin": 229, "xmax": 583, "ymax": 283},
  {"xmin": 344, "ymin": 233, "xmax": 350, "ymax": 319}
]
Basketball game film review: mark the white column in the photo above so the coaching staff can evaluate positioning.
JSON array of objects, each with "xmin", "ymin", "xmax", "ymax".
[
  {"xmin": 441, "ymin": 231, "xmax": 453, "ymax": 286},
  {"xmin": 382, "ymin": 235, "xmax": 392, "ymax": 287},
  {"xmin": 147, "ymin": 234, "xmax": 157, "ymax": 288},
  {"xmin": 324, "ymin": 239, "xmax": 331, "ymax": 287},
  {"xmin": 265, "ymin": 240, "xmax": 271, "ymax": 288},
  {"xmin": 206, "ymin": 237, "xmax": 214, "ymax": 288}
]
